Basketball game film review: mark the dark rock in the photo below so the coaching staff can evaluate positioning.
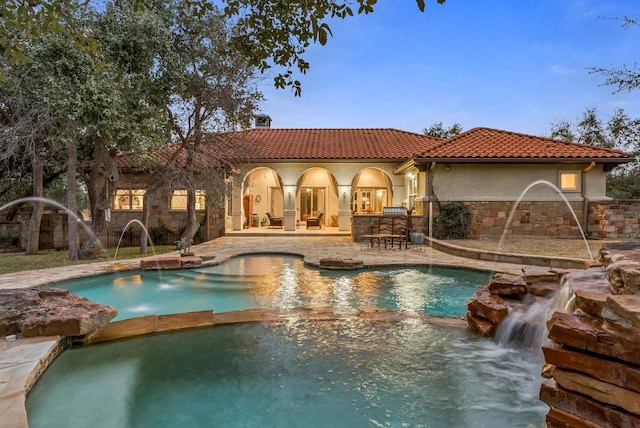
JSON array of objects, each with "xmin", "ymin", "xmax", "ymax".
[
  {"xmin": 540, "ymin": 382, "xmax": 638, "ymax": 428},
  {"xmin": 528, "ymin": 282, "xmax": 559, "ymax": 297},
  {"xmin": 466, "ymin": 285, "xmax": 509, "ymax": 325},
  {"xmin": 466, "ymin": 312, "xmax": 495, "ymax": 337},
  {"xmin": 0, "ymin": 288, "xmax": 116, "ymax": 338},
  {"xmin": 522, "ymin": 266, "xmax": 558, "ymax": 283},
  {"xmin": 547, "ymin": 312, "xmax": 640, "ymax": 366},
  {"xmin": 140, "ymin": 257, "xmax": 182, "ymax": 270},
  {"xmin": 488, "ymin": 273, "xmax": 528, "ymax": 296}
]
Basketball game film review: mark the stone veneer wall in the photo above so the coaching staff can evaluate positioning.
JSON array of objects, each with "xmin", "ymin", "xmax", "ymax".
[
  {"xmin": 450, "ymin": 200, "xmax": 586, "ymax": 238},
  {"xmin": 588, "ymin": 199, "xmax": 640, "ymax": 239},
  {"xmin": 420, "ymin": 199, "xmax": 640, "ymax": 239}
]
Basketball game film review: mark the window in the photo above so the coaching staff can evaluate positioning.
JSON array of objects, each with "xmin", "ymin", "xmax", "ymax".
[
  {"xmin": 407, "ymin": 173, "xmax": 418, "ymax": 208},
  {"xmin": 113, "ymin": 189, "xmax": 145, "ymax": 210},
  {"xmin": 171, "ymin": 190, "xmax": 206, "ymax": 210},
  {"xmin": 559, "ymin": 171, "xmax": 580, "ymax": 192},
  {"xmin": 352, "ymin": 188, "xmax": 387, "ymax": 214},
  {"xmin": 300, "ymin": 187, "xmax": 325, "ymax": 219}
]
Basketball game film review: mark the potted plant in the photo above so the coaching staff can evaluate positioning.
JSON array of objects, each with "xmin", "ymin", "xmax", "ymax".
[
  {"xmin": 176, "ymin": 237, "xmax": 195, "ymax": 256},
  {"xmin": 410, "ymin": 232, "xmax": 425, "ymax": 245}
]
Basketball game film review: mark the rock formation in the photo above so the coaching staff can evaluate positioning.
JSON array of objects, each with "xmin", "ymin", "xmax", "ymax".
[
  {"xmin": 318, "ymin": 257, "xmax": 364, "ymax": 270},
  {"xmin": 541, "ymin": 244, "xmax": 640, "ymax": 428},
  {"xmin": 467, "ymin": 242, "xmax": 640, "ymax": 427},
  {"xmin": 466, "ymin": 267, "xmax": 558, "ymax": 337},
  {"xmin": 0, "ymin": 288, "xmax": 117, "ymax": 338}
]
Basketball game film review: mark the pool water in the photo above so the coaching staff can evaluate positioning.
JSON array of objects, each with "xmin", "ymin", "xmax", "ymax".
[
  {"xmin": 60, "ymin": 255, "xmax": 491, "ymax": 320},
  {"xmin": 27, "ymin": 320, "xmax": 548, "ymax": 428}
]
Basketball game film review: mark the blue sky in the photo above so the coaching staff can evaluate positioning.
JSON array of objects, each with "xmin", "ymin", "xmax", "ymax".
[{"xmin": 256, "ymin": 0, "xmax": 640, "ymax": 136}]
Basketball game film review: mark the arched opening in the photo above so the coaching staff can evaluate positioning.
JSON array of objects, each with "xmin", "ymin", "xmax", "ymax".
[
  {"xmin": 296, "ymin": 168, "xmax": 339, "ymax": 227},
  {"xmin": 350, "ymin": 168, "xmax": 394, "ymax": 214},
  {"xmin": 241, "ymin": 167, "xmax": 284, "ymax": 228}
]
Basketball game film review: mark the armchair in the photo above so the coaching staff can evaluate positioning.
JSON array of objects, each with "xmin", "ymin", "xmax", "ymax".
[
  {"xmin": 266, "ymin": 212, "xmax": 283, "ymax": 228},
  {"xmin": 306, "ymin": 211, "xmax": 324, "ymax": 229}
]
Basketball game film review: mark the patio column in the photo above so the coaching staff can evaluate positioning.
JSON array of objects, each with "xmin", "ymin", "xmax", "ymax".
[
  {"xmin": 283, "ymin": 185, "xmax": 297, "ymax": 231},
  {"xmin": 338, "ymin": 185, "xmax": 351, "ymax": 231},
  {"xmin": 231, "ymin": 183, "xmax": 244, "ymax": 231}
]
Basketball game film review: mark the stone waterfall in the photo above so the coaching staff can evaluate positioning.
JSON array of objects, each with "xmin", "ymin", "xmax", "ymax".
[{"xmin": 467, "ymin": 243, "xmax": 640, "ymax": 428}]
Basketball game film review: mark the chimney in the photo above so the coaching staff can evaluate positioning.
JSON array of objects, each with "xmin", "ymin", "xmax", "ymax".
[{"xmin": 254, "ymin": 114, "xmax": 272, "ymax": 129}]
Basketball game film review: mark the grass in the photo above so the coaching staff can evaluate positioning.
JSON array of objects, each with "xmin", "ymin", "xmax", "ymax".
[{"xmin": 0, "ymin": 245, "xmax": 176, "ymax": 275}]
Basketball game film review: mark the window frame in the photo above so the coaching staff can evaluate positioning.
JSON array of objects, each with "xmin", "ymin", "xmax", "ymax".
[
  {"xmin": 558, "ymin": 170, "xmax": 581, "ymax": 193},
  {"xmin": 170, "ymin": 189, "xmax": 207, "ymax": 211},
  {"xmin": 113, "ymin": 188, "xmax": 146, "ymax": 211},
  {"xmin": 407, "ymin": 173, "xmax": 418, "ymax": 209}
]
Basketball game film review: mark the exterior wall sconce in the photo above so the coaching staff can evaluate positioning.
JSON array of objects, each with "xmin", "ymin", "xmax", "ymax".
[
  {"xmin": 445, "ymin": 164, "xmax": 451, "ymax": 171},
  {"xmin": 343, "ymin": 191, "xmax": 347, "ymax": 200},
  {"xmin": 288, "ymin": 191, "xmax": 292, "ymax": 199}
]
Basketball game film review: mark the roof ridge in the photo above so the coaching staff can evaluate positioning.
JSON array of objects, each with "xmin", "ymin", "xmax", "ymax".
[{"xmin": 460, "ymin": 127, "xmax": 633, "ymax": 156}]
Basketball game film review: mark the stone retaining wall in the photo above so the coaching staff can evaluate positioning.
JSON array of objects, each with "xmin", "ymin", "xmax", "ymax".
[{"xmin": 423, "ymin": 199, "xmax": 640, "ymax": 239}]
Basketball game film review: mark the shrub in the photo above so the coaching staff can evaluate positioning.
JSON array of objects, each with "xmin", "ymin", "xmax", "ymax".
[{"xmin": 433, "ymin": 203, "xmax": 472, "ymax": 239}]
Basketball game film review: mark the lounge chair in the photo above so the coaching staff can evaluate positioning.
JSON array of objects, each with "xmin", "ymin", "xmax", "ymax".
[
  {"xmin": 266, "ymin": 212, "xmax": 283, "ymax": 228},
  {"xmin": 306, "ymin": 211, "xmax": 324, "ymax": 229}
]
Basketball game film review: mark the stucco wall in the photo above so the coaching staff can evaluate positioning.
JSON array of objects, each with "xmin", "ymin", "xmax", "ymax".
[{"xmin": 431, "ymin": 163, "xmax": 608, "ymax": 201}]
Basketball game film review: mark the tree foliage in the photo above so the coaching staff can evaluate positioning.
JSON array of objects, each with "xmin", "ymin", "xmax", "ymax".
[
  {"xmin": 590, "ymin": 16, "xmax": 640, "ymax": 93},
  {"xmin": 548, "ymin": 106, "xmax": 640, "ymax": 198},
  {"xmin": 2, "ymin": 0, "xmax": 447, "ymax": 93},
  {"xmin": 0, "ymin": 19, "xmax": 97, "ymax": 254},
  {"xmin": 549, "ymin": 106, "xmax": 640, "ymax": 153},
  {"xmin": 140, "ymin": 0, "xmax": 263, "ymax": 245},
  {"xmin": 423, "ymin": 121, "xmax": 463, "ymax": 139}
]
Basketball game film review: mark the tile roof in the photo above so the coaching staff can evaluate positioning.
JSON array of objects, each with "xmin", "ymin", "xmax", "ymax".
[
  {"xmin": 117, "ymin": 126, "xmax": 634, "ymax": 170},
  {"xmin": 225, "ymin": 128, "xmax": 443, "ymax": 160},
  {"xmin": 415, "ymin": 127, "xmax": 633, "ymax": 162}
]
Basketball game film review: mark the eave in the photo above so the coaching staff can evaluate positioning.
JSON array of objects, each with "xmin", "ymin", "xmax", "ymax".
[{"xmin": 412, "ymin": 157, "xmax": 633, "ymax": 165}]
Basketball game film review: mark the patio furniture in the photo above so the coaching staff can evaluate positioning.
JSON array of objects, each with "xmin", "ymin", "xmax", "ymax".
[
  {"xmin": 266, "ymin": 212, "xmax": 284, "ymax": 228},
  {"xmin": 306, "ymin": 211, "xmax": 324, "ymax": 229},
  {"xmin": 361, "ymin": 216, "xmax": 409, "ymax": 250}
]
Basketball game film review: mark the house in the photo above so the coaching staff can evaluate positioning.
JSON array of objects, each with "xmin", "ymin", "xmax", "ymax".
[{"xmin": 109, "ymin": 116, "xmax": 635, "ymax": 245}]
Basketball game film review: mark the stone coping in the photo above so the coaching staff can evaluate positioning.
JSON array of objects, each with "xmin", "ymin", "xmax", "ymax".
[
  {"xmin": 2, "ymin": 308, "xmax": 466, "ymax": 428},
  {"xmin": 427, "ymin": 238, "xmax": 595, "ymax": 270}
]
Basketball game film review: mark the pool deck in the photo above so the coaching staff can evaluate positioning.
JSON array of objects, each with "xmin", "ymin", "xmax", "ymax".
[{"xmin": 0, "ymin": 236, "xmax": 566, "ymax": 427}]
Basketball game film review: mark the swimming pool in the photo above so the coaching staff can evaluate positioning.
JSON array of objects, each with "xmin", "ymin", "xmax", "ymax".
[
  {"xmin": 26, "ymin": 255, "xmax": 548, "ymax": 427},
  {"xmin": 60, "ymin": 255, "xmax": 491, "ymax": 320},
  {"xmin": 27, "ymin": 319, "xmax": 548, "ymax": 428}
]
